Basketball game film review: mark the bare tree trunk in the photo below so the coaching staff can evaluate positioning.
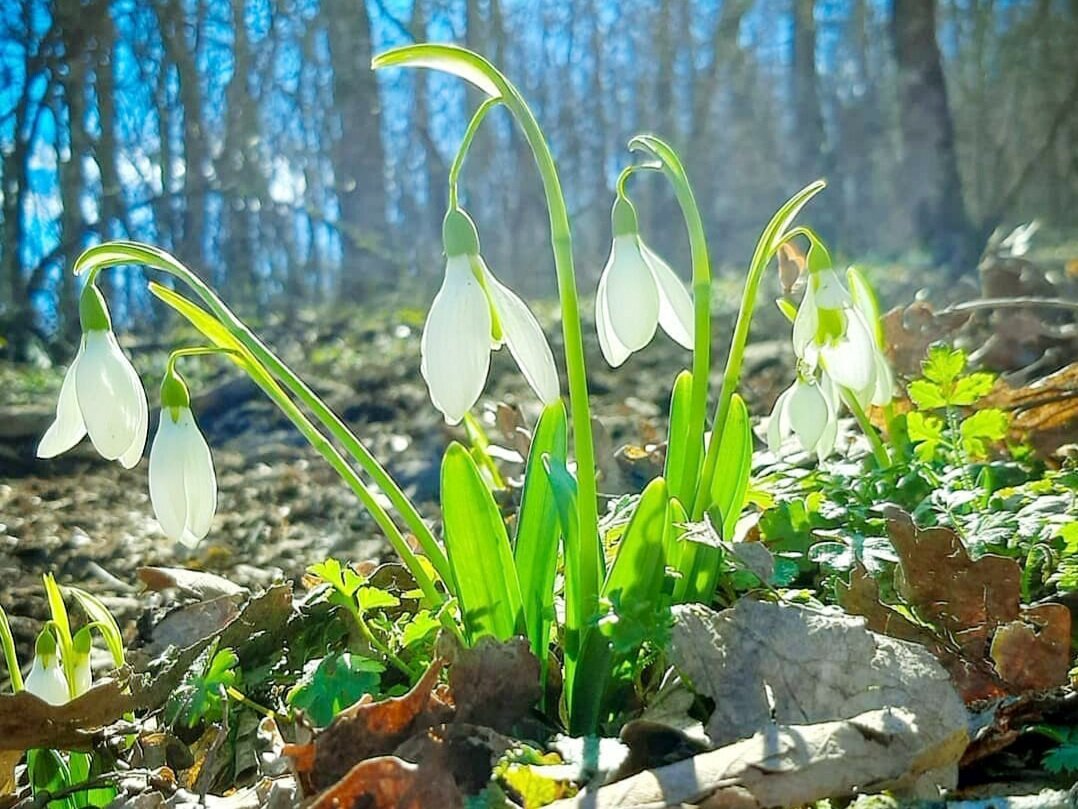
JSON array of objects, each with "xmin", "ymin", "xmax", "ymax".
[
  {"xmin": 156, "ymin": 0, "xmax": 207, "ymax": 270},
  {"xmin": 324, "ymin": 0, "xmax": 389, "ymax": 296},
  {"xmin": 892, "ymin": 0, "xmax": 978, "ymax": 274},
  {"xmin": 56, "ymin": 0, "xmax": 93, "ymax": 340},
  {"xmin": 792, "ymin": 0, "xmax": 826, "ymax": 183}
]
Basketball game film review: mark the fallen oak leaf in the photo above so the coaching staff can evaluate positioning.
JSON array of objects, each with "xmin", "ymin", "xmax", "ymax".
[
  {"xmin": 547, "ymin": 707, "xmax": 968, "ymax": 809},
  {"xmin": 285, "ymin": 660, "xmax": 453, "ymax": 793},
  {"xmin": 308, "ymin": 755, "xmax": 460, "ymax": 809},
  {"xmin": 441, "ymin": 635, "xmax": 541, "ymax": 732},
  {"xmin": 990, "ymin": 603, "xmax": 1072, "ymax": 693}
]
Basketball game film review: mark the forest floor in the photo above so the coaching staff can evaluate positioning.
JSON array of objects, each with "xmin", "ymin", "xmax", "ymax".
[{"xmin": 1, "ymin": 252, "xmax": 1076, "ymax": 808}]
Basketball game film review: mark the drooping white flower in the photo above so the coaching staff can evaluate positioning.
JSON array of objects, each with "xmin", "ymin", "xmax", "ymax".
[
  {"xmin": 846, "ymin": 266, "xmax": 895, "ymax": 408},
  {"xmin": 38, "ymin": 285, "xmax": 148, "ymax": 468},
  {"xmin": 25, "ymin": 630, "xmax": 69, "ymax": 705},
  {"xmin": 150, "ymin": 408, "xmax": 217, "ymax": 548},
  {"xmin": 792, "ymin": 267, "xmax": 878, "ymax": 395},
  {"xmin": 766, "ymin": 375, "xmax": 838, "ymax": 459},
  {"xmin": 71, "ymin": 627, "xmax": 93, "ymax": 697},
  {"xmin": 595, "ymin": 196, "xmax": 693, "ymax": 367},
  {"xmin": 149, "ymin": 365, "xmax": 217, "ymax": 546},
  {"xmin": 420, "ymin": 208, "xmax": 559, "ymax": 424}
]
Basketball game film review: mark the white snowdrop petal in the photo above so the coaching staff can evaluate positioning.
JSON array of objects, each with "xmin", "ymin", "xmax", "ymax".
[
  {"xmin": 816, "ymin": 410, "xmax": 838, "ymax": 458},
  {"xmin": 595, "ymin": 266, "xmax": 631, "ymax": 368},
  {"xmin": 37, "ymin": 343, "xmax": 88, "ymax": 459},
  {"xmin": 871, "ymin": 351, "xmax": 895, "ymax": 407},
  {"xmin": 642, "ymin": 244, "xmax": 693, "ymax": 349},
  {"xmin": 482, "ymin": 262, "xmax": 560, "ymax": 404},
  {"xmin": 813, "ymin": 268, "xmax": 851, "ymax": 309},
  {"xmin": 603, "ymin": 236, "xmax": 659, "ymax": 354},
  {"xmin": 149, "ymin": 412, "xmax": 189, "ymax": 543},
  {"xmin": 77, "ymin": 331, "xmax": 148, "ymax": 461},
  {"xmin": 420, "ymin": 255, "xmax": 492, "ymax": 425},
  {"xmin": 180, "ymin": 409, "xmax": 217, "ymax": 544},
  {"xmin": 73, "ymin": 657, "xmax": 92, "ymax": 698},
  {"xmin": 25, "ymin": 657, "xmax": 69, "ymax": 706},
  {"xmin": 766, "ymin": 387, "xmax": 793, "ymax": 453},
  {"xmin": 792, "ymin": 281, "xmax": 817, "ymax": 360},
  {"xmin": 788, "ymin": 380, "xmax": 830, "ymax": 453},
  {"xmin": 822, "ymin": 311, "xmax": 877, "ymax": 393}
]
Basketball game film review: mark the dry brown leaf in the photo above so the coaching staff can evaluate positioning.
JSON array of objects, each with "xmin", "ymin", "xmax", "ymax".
[
  {"xmin": 286, "ymin": 660, "xmax": 453, "ymax": 792},
  {"xmin": 882, "ymin": 302, "xmax": 964, "ymax": 377},
  {"xmin": 548, "ymin": 707, "xmax": 967, "ymax": 809},
  {"xmin": 442, "ymin": 635, "xmax": 540, "ymax": 732},
  {"xmin": 983, "ymin": 362, "xmax": 1078, "ymax": 458},
  {"xmin": 840, "ymin": 509, "xmax": 1071, "ymax": 701},
  {"xmin": 989, "ymin": 604, "xmax": 1072, "ymax": 692},
  {"xmin": 308, "ymin": 755, "xmax": 460, "ymax": 809},
  {"xmin": 668, "ymin": 598, "xmax": 968, "ymax": 780}
]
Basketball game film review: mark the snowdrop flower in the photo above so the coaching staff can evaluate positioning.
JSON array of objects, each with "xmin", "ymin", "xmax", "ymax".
[
  {"xmin": 25, "ymin": 629, "xmax": 69, "ymax": 705},
  {"xmin": 71, "ymin": 626, "xmax": 93, "ymax": 697},
  {"xmin": 37, "ymin": 284, "xmax": 148, "ymax": 468},
  {"xmin": 792, "ymin": 266, "xmax": 879, "ymax": 395},
  {"xmin": 421, "ymin": 207, "xmax": 559, "ymax": 424},
  {"xmin": 767, "ymin": 375, "xmax": 838, "ymax": 459},
  {"xmin": 596, "ymin": 195, "xmax": 693, "ymax": 367},
  {"xmin": 846, "ymin": 267, "xmax": 894, "ymax": 408},
  {"xmin": 149, "ymin": 367, "xmax": 217, "ymax": 547}
]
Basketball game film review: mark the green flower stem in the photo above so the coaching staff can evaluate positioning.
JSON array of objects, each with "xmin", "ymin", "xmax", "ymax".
[
  {"xmin": 165, "ymin": 346, "xmax": 239, "ymax": 375},
  {"xmin": 628, "ymin": 136, "xmax": 711, "ymax": 506},
  {"xmin": 225, "ymin": 686, "xmax": 276, "ymax": 719},
  {"xmin": 692, "ymin": 181, "xmax": 826, "ymax": 520},
  {"xmin": 349, "ymin": 607, "xmax": 418, "ymax": 681},
  {"xmin": 373, "ymin": 44, "xmax": 603, "ymax": 726},
  {"xmin": 840, "ymin": 386, "xmax": 892, "ymax": 468},
  {"xmin": 75, "ymin": 246, "xmax": 451, "ymax": 589},
  {"xmin": 448, "ymin": 97, "xmax": 501, "ymax": 208}
]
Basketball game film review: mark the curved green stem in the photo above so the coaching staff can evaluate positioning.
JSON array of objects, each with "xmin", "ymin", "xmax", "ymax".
[
  {"xmin": 166, "ymin": 346, "xmax": 239, "ymax": 375},
  {"xmin": 692, "ymin": 181, "xmax": 826, "ymax": 519},
  {"xmin": 840, "ymin": 386, "xmax": 892, "ymax": 468},
  {"xmin": 628, "ymin": 135, "xmax": 711, "ymax": 507},
  {"xmin": 373, "ymin": 44, "xmax": 602, "ymax": 730},
  {"xmin": 448, "ymin": 97, "xmax": 501, "ymax": 208},
  {"xmin": 74, "ymin": 244, "xmax": 452, "ymax": 597}
]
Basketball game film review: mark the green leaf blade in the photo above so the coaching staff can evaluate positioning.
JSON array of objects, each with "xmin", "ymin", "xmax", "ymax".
[{"xmin": 441, "ymin": 442, "xmax": 523, "ymax": 643}]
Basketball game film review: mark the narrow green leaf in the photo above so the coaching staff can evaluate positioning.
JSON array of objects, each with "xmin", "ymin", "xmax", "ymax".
[
  {"xmin": 441, "ymin": 442, "xmax": 523, "ymax": 643},
  {"xmin": 602, "ymin": 477, "xmax": 670, "ymax": 610},
  {"xmin": 571, "ymin": 478, "xmax": 671, "ymax": 734},
  {"xmin": 27, "ymin": 748, "xmax": 77, "ymax": 809},
  {"xmin": 373, "ymin": 44, "xmax": 504, "ymax": 99},
  {"xmin": 710, "ymin": 394, "xmax": 753, "ymax": 540},
  {"xmin": 0, "ymin": 604, "xmax": 22, "ymax": 691},
  {"xmin": 66, "ymin": 587, "xmax": 126, "ymax": 669},
  {"xmin": 664, "ymin": 371, "xmax": 696, "ymax": 503},
  {"xmin": 148, "ymin": 283, "xmax": 245, "ymax": 356},
  {"xmin": 514, "ymin": 402, "xmax": 568, "ymax": 680}
]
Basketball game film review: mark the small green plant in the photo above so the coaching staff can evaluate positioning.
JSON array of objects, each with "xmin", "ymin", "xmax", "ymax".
[
  {"xmin": 906, "ymin": 344, "xmax": 1009, "ymax": 464},
  {"xmin": 1, "ymin": 575, "xmax": 126, "ymax": 807}
]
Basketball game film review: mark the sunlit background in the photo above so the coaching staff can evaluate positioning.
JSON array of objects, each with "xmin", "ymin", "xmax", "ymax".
[{"xmin": 1, "ymin": 0, "xmax": 1075, "ymax": 354}]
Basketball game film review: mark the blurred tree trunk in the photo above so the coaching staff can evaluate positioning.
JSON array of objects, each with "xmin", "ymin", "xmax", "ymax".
[
  {"xmin": 325, "ymin": 0, "xmax": 389, "ymax": 296},
  {"xmin": 792, "ymin": 0, "xmax": 826, "ymax": 184},
  {"xmin": 56, "ymin": 0, "xmax": 94, "ymax": 341},
  {"xmin": 156, "ymin": 0, "xmax": 207, "ymax": 270},
  {"xmin": 892, "ymin": 0, "xmax": 977, "ymax": 274}
]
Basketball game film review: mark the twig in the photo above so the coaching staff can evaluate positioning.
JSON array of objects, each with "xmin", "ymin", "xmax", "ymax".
[{"xmin": 939, "ymin": 297, "xmax": 1078, "ymax": 315}]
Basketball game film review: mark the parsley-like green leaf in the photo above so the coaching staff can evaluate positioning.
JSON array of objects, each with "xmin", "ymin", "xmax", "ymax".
[
  {"xmin": 960, "ymin": 409, "xmax": 1008, "ymax": 458},
  {"xmin": 922, "ymin": 344, "xmax": 966, "ymax": 387},
  {"xmin": 287, "ymin": 652, "xmax": 384, "ymax": 726},
  {"xmin": 950, "ymin": 372, "xmax": 995, "ymax": 405},
  {"xmin": 907, "ymin": 411, "xmax": 944, "ymax": 461},
  {"xmin": 908, "ymin": 379, "xmax": 947, "ymax": 409}
]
